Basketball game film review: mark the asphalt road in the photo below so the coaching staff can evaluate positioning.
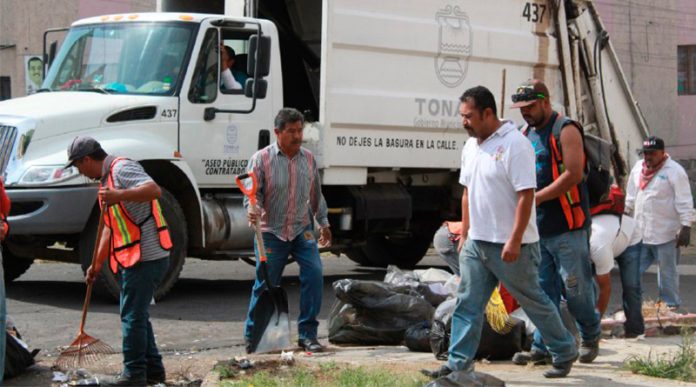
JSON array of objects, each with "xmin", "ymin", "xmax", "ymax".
[{"xmin": 3, "ymin": 251, "xmax": 696, "ymax": 384}]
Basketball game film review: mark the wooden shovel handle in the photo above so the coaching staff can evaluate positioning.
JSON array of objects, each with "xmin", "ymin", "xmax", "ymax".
[{"xmin": 78, "ymin": 204, "xmax": 106, "ymax": 334}]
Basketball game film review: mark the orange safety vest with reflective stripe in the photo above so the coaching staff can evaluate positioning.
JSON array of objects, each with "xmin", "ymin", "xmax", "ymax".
[
  {"xmin": 524, "ymin": 115, "xmax": 588, "ymax": 231},
  {"xmin": 101, "ymin": 157, "xmax": 172, "ymax": 273}
]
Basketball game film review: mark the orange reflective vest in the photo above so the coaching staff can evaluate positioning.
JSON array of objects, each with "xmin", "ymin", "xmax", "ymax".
[
  {"xmin": 102, "ymin": 157, "xmax": 172, "ymax": 273},
  {"xmin": 524, "ymin": 115, "xmax": 587, "ymax": 231}
]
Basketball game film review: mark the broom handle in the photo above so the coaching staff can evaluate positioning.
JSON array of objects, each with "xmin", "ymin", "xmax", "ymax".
[{"xmin": 78, "ymin": 204, "xmax": 106, "ymax": 334}]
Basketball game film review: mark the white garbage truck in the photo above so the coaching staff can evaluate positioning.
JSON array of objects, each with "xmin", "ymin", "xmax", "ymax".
[{"xmin": 0, "ymin": 0, "xmax": 648, "ymax": 298}]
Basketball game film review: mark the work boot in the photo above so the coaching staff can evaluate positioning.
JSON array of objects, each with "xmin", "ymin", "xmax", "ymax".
[
  {"xmin": 543, "ymin": 353, "xmax": 578, "ymax": 379},
  {"xmin": 512, "ymin": 350, "xmax": 551, "ymax": 365},
  {"xmin": 101, "ymin": 373, "xmax": 147, "ymax": 386},
  {"xmin": 146, "ymin": 370, "xmax": 166, "ymax": 385},
  {"xmin": 578, "ymin": 340, "xmax": 599, "ymax": 363},
  {"xmin": 298, "ymin": 338, "xmax": 323, "ymax": 352},
  {"xmin": 421, "ymin": 365, "xmax": 453, "ymax": 378}
]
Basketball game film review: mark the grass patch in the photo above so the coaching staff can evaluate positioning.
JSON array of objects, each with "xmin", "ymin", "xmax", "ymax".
[
  {"xmin": 625, "ymin": 330, "xmax": 696, "ymax": 382},
  {"xmin": 217, "ymin": 360, "xmax": 428, "ymax": 387}
]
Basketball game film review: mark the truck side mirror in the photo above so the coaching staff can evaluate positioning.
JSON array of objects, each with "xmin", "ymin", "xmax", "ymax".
[
  {"xmin": 247, "ymin": 35, "xmax": 271, "ymax": 78},
  {"xmin": 244, "ymin": 78, "xmax": 267, "ymax": 99}
]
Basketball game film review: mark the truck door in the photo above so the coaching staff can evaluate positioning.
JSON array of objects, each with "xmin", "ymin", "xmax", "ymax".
[{"xmin": 179, "ymin": 20, "xmax": 274, "ymax": 187}]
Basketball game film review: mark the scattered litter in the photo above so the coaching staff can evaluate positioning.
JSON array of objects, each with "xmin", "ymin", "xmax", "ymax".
[
  {"xmin": 280, "ymin": 351, "xmax": 294, "ymax": 364},
  {"xmin": 413, "ymin": 268, "xmax": 452, "ymax": 283},
  {"xmin": 234, "ymin": 356, "xmax": 253, "ymax": 369},
  {"xmin": 56, "ymin": 369, "xmax": 99, "ymax": 386},
  {"xmin": 52, "ymin": 371, "xmax": 68, "ymax": 382}
]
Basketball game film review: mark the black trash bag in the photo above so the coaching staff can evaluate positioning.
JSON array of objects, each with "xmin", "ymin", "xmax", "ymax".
[
  {"xmin": 429, "ymin": 319, "xmax": 449, "ymax": 361},
  {"xmin": 429, "ymin": 315, "xmax": 526, "ymax": 361},
  {"xmin": 328, "ymin": 300, "xmax": 414, "ymax": 345},
  {"xmin": 415, "ymin": 283, "xmax": 450, "ymax": 306},
  {"xmin": 332, "ymin": 279, "xmax": 434, "ymax": 320},
  {"xmin": 404, "ymin": 321, "xmax": 431, "ymax": 352},
  {"xmin": 329, "ymin": 280, "xmax": 435, "ymax": 345},
  {"xmin": 476, "ymin": 318, "xmax": 526, "ymax": 360},
  {"xmin": 5, "ymin": 331, "xmax": 39, "ymax": 379}
]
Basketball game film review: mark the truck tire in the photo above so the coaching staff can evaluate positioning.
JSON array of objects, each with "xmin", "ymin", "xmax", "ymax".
[
  {"xmin": 353, "ymin": 217, "xmax": 440, "ymax": 268},
  {"xmin": 2, "ymin": 249, "xmax": 34, "ymax": 282},
  {"xmin": 79, "ymin": 188, "xmax": 187, "ymax": 301}
]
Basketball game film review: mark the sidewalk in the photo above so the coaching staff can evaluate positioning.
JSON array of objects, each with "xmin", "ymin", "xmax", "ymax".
[{"xmin": 201, "ymin": 335, "xmax": 694, "ymax": 386}]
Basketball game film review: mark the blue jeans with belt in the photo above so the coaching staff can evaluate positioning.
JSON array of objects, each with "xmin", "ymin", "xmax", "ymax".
[
  {"xmin": 244, "ymin": 226, "xmax": 323, "ymax": 342},
  {"xmin": 533, "ymin": 228, "xmax": 601, "ymax": 354},
  {"xmin": 640, "ymin": 241, "xmax": 681, "ymax": 308},
  {"xmin": 616, "ymin": 243, "xmax": 644, "ymax": 335},
  {"xmin": 119, "ymin": 257, "xmax": 168, "ymax": 380},
  {"xmin": 447, "ymin": 239, "xmax": 577, "ymax": 371}
]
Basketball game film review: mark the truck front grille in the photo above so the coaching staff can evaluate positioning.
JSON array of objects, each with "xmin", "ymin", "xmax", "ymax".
[{"xmin": 0, "ymin": 125, "xmax": 17, "ymax": 174}]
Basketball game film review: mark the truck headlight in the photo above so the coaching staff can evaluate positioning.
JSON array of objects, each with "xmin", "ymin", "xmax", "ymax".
[{"xmin": 18, "ymin": 165, "xmax": 81, "ymax": 185}]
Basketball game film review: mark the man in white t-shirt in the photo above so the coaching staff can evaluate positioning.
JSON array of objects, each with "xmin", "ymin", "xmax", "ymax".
[
  {"xmin": 590, "ymin": 213, "xmax": 645, "ymax": 337},
  {"xmin": 424, "ymin": 86, "xmax": 577, "ymax": 381}
]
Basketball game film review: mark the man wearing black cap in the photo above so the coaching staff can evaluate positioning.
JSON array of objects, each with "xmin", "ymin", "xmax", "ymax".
[
  {"xmin": 626, "ymin": 136, "xmax": 695, "ymax": 310},
  {"xmin": 66, "ymin": 136, "xmax": 171, "ymax": 386},
  {"xmin": 509, "ymin": 80, "xmax": 601, "ymax": 366}
]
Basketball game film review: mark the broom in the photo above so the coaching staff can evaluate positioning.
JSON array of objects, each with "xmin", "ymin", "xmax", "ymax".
[
  {"xmin": 485, "ymin": 286, "xmax": 516, "ymax": 334},
  {"xmin": 55, "ymin": 205, "xmax": 116, "ymax": 369}
]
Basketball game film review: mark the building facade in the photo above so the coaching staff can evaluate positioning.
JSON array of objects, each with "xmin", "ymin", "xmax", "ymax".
[{"xmin": 596, "ymin": 0, "xmax": 695, "ymax": 161}]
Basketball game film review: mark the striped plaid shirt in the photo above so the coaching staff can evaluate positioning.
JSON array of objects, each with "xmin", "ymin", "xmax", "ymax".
[{"xmin": 244, "ymin": 143, "xmax": 329, "ymax": 241}]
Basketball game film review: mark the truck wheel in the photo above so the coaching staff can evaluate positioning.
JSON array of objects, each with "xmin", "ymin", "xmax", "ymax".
[
  {"xmin": 2, "ymin": 249, "xmax": 34, "ymax": 282},
  {"xmin": 79, "ymin": 188, "xmax": 187, "ymax": 301},
  {"xmin": 345, "ymin": 248, "xmax": 371, "ymax": 266},
  {"xmin": 355, "ymin": 217, "xmax": 440, "ymax": 268}
]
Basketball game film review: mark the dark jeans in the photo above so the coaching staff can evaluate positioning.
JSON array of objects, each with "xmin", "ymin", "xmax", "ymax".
[
  {"xmin": 244, "ymin": 227, "xmax": 323, "ymax": 342},
  {"xmin": 616, "ymin": 243, "xmax": 645, "ymax": 335},
  {"xmin": 119, "ymin": 257, "xmax": 168, "ymax": 379}
]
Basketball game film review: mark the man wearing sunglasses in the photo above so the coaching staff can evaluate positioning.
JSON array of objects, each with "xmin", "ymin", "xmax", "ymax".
[
  {"xmin": 510, "ymin": 80, "xmax": 601, "ymax": 366},
  {"xmin": 626, "ymin": 136, "xmax": 695, "ymax": 311}
]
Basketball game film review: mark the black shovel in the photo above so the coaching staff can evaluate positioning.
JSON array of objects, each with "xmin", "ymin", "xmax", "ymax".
[{"xmin": 236, "ymin": 172, "xmax": 292, "ymax": 353}]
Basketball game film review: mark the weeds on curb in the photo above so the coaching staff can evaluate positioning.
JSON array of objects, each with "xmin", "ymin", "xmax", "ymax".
[
  {"xmin": 217, "ymin": 361, "xmax": 428, "ymax": 387},
  {"xmin": 625, "ymin": 329, "xmax": 696, "ymax": 382}
]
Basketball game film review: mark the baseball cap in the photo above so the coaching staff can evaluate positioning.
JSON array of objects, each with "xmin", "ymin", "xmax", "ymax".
[
  {"xmin": 510, "ymin": 80, "xmax": 550, "ymax": 108},
  {"xmin": 640, "ymin": 136, "xmax": 665, "ymax": 152},
  {"xmin": 65, "ymin": 136, "xmax": 103, "ymax": 168}
]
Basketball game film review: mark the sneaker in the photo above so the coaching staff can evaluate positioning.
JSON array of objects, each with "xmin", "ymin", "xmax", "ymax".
[
  {"xmin": 421, "ymin": 365, "xmax": 453, "ymax": 378},
  {"xmin": 543, "ymin": 354, "xmax": 578, "ymax": 379},
  {"xmin": 512, "ymin": 350, "xmax": 552, "ymax": 365},
  {"xmin": 101, "ymin": 373, "xmax": 147, "ymax": 387},
  {"xmin": 578, "ymin": 340, "xmax": 599, "ymax": 363}
]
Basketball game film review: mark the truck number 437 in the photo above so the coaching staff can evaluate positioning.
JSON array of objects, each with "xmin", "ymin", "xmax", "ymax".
[
  {"xmin": 523, "ymin": 2, "xmax": 546, "ymax": 24},
  {"xmin": 161, "ymin": 109, "xmax": 178, "ymax": 119}
]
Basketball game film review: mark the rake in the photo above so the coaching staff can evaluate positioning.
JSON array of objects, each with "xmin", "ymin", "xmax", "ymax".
[
  {"xmin": 55, "ymin": 206, "xmax": 116, "ymax": 369},
  {"xmin": 485, "ymin": 286, "xmax": 516, "ymax": 334}
]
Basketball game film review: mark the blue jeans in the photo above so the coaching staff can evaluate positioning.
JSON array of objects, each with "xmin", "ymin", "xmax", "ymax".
[
  {"xmin": 433, "ymin": 225, "xmax": 460, "ymax": 275},
  {"xmin": 447, "ymin": 240, "xmax": 577, "ymax": 371},
  {"xmin": 119, "ymin": 257, "xmax": 168, "ymax": 379},
  {"xmin": 244, "ymin": 227, "xmax": 323, "ymax": 342},
  {"xmin": 640, "ymin": 240, "xmax": 681, "ymax": 307},
  {"xmin": 533, "ymin": 229, "xmax": 600, "ymax": 353},
  {"xmin": 615, "ymin": 243, "xmax": 644, "ymax": 335}
]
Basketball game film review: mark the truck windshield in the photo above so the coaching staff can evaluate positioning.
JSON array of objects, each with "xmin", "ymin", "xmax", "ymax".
[{"xmin": 43, "ymin": 22, "xmax": 195, "ymax": 95}]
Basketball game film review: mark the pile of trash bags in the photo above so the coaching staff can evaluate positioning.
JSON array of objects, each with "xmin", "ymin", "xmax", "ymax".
[{"xmin": 328, "ymin": 266, "xmax": 530, "ymax": 361}]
